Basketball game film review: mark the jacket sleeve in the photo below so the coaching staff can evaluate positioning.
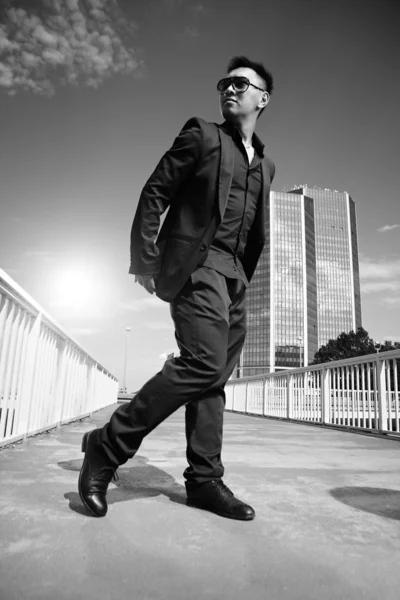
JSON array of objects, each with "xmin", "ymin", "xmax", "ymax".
[
  {"xmin": 268, "ymin": 159, "xmax": 276, "ymax": 184},
  {"xmin": 129, "ymin": 117, "xmax": 203, "ymax": 276}
]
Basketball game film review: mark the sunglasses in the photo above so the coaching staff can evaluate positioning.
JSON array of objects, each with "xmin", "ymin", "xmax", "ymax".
[{"xmin": 216, "ymin": 76, "xmax": 266, "ymax": 94}]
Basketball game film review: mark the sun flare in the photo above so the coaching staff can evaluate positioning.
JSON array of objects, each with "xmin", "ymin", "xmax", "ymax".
[{"xmin": 52, "ymin": 267, "xmax": 98, "ymax": 311}]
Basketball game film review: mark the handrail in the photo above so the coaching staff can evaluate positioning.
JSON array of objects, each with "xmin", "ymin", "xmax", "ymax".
[
  {"xmin": 226, "ymin": 349, "xmax": 400, "ymax": 437},
  {"xmin": 234, "ymin": 349, "xmax": 400, "ymax": 379},
  {"xmin": 0, "ymin": 269, "xmax": 118, "ymax": 447},
  {"xmin": 0, "ymin": 268, "xmax": 114, "ymax": 377}
]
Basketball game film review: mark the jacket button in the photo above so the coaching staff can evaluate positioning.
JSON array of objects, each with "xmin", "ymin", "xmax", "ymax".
[{"xmin": 200, "ymin": 244, "xmax": 207, "ymax": 251}]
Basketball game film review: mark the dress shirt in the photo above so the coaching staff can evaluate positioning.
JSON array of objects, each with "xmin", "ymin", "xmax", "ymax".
[{"xmin": 202, "ymin": 122, "xmax": 264, "ymax": 286}]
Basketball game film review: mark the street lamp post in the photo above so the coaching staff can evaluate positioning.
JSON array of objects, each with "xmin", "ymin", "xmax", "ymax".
[
  {"xmin": 297, "ymin": 336, "xmax": 303, "ymax": 368},
  {"xmin": 122, "ymin": 326, "xmax": 131, "ymax": 393}
]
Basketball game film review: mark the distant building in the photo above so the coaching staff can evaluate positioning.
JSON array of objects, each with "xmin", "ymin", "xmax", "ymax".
[
  {"xmin": 236, "ymin": 187, "xmax": 362, "ymax": 377},
  {"xmin": 289, "ymin": 186, "xmax": 362, "ymax": 348}
]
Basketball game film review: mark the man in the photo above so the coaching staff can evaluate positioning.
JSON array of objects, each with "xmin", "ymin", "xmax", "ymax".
[{"xmin": 79, "ymin": 56, "xmax": 275, "ymax": 521}]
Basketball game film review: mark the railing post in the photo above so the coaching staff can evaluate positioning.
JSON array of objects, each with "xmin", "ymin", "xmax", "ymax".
[
  {"xmin": 321, "ymin": 367, "xmax": 331, "ymax": 424},
  {"xmin": 0, "ymin": 304, "xmax": 22, "ymax": 438},
  {"xmin": 261, "ymin": 377, "xmax": 265, "ymax": 416},
  {"xmin": 263, "ymin": 378, "xmax": 268, "ymax": 416},
  {"xmin": 287, "ymin": 373, "xmax": 293, "ymax": 419},
  {"xmin": 54, "ymin": 339, "xmax": 68, "ymax": 425},
  {"xmin": 0, "ymin": 301, "xmax": 15, "ymax": 399},
  {"xmin": 11, "ymin": 313, "xmax": 30, "ymax": 436},
  {"xmin": 245, "ymin": 381, "xmax": 249, "ymax": 413},
  {"xmin": 86, "ymin": 358, "xmax": 95, "ymax": 414},
  {"xmin": 377, "ymin": 357, "xmax": 388, "ymax": 432},
  {"xmin": 18, "ymin": 313, "xmax": 42, "ymax": 437}
]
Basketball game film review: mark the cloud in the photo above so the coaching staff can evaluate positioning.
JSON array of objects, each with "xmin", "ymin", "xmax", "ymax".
[
  {"xmin": 359, "ymin": 257, "xmax": 400, "ymax": 281},
  {"xmin": 361, "ymin": 281, "xmax": 400, "ymax": 294},
  {"xmin": 188, "ymin": 4, "xmax": 205, "ymax": 18},
  {"xmin": 0, "ymin": 0, "xmax": 143, "ymax": 96},
  {"xmin": 377, "ymin": 224, "xmax": 400, "ymax": 233},
  {"xmin": 183, "ymin": 25, "xmax": 199, "ymax": 38},
  {"xmin": 359, "ymin": 256, "xmax": 400, "ymax": 308},
  {"xmin": 381, "ymin": 296, "xmax": 400, "ymax": 307}
]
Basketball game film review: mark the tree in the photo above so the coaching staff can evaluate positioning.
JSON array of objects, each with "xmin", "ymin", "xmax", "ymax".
[
  {"xmin": 376, "ymin": 340, "xmax": 400, "ymax": 352},
  {"xmin": 312, "ymin": 330, "xmax": 400, "ymax": 400},
  {"xmin": 312, "ymin": 327, "xmax": 377, "ymax": 364}
]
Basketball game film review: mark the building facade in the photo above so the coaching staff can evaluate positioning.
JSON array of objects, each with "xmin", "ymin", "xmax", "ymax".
[
  {"xmin": 237, "ymin": 187, "xmax": 362, "ymax": 376},
  {"xmin": 289, "ymin": 186, "xmax": 362, "ymax": 348},
  {"xmin": 239, "ymin": 191, "xmax": 317, "ymax": 376}
]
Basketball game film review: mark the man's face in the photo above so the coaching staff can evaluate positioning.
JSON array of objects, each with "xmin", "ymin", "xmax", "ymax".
[{"xmin": 219, "ymin": 67, "xmax": 268, "ymax": 121}]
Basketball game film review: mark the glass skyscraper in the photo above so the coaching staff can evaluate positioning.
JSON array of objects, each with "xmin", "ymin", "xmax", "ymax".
[
  {"xmin": 290, "ymin": 186, "xmax": 362, "ymax": 348},
  {"xmin": 238, "ymin": 187, "xmax": 361, "ymax": 376}
]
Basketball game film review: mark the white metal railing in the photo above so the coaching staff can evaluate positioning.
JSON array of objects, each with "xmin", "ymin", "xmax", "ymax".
[
  {"xmin": 226, "ymin": 350, "xmax": 400, "ymax": 436},
  {"xmin": 0, "ymin": 269, "xmax": 119, "ymax": 447}
]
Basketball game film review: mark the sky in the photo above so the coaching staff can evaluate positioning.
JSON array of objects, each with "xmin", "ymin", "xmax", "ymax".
[{"xmin": 0, "ymin": 0, "xmax": 399, "ymax": 391}]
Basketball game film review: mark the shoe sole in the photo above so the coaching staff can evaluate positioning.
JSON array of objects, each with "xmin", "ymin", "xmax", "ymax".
[
  {"xmin": 186, "ymin": 499, "xmax": 255, "ymax": 521},
  {"xmin": 78, "ymin": 431, "xmax": 105, "ymax": 518}
]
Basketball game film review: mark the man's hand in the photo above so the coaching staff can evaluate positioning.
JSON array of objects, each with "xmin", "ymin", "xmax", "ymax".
[{"xmin": 134, "ymin": 275, "xmax": 156, "ymax": 294}]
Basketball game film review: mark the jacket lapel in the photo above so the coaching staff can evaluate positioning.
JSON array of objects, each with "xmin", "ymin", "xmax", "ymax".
[
  {"xmin": 217, "ymin": 127, "xmax": 235, "ymax": 222},
  {"xmin": 257, "ymin": 159, "xmax": 270, "ymax": 243}
]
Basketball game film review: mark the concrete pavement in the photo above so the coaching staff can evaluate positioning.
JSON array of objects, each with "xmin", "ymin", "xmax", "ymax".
[{"xmin": 0, "ymin": 404, "xmax": 400, "ymax": 600}]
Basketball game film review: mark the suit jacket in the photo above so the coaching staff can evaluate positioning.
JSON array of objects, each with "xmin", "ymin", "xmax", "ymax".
[{"xmin": 129, "ymin": 117, "xmax": 275, "ymax": 302}]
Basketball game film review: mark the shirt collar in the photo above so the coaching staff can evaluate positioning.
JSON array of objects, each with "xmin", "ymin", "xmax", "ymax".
[{"xmin": 220, "ymin": 120, "xmax": 265, "ymax": 157}]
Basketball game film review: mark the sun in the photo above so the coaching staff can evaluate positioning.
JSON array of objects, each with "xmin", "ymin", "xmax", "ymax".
[{"xmin": 52, "ymin": 267, "xmax": 98, "ymax": 311}]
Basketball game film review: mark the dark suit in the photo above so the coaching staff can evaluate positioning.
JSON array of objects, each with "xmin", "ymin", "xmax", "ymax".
[
  {"xmin": 99, "ymin": 117, "xmax": 275, "ymax": 484},
  {"xmin": 129, "ymin": 117, "xmax": 275, "ymax": 301}
]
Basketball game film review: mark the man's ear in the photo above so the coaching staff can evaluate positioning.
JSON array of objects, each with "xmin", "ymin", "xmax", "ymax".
[{"xmin": 259, "ymin": 91, "xmax": 270, "ymax": 110}]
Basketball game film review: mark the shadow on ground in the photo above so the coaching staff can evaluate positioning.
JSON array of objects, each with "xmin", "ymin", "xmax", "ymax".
[
  {"xmin": 330, "ymin": 487, "xmax": 400, "ymax": 520},
  {"xmin": 59, "ymin": 454, "xmax": 187, "ymax": 517}
]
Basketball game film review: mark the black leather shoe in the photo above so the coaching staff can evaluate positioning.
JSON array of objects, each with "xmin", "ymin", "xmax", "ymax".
[
  {"xmin": 186, "ymin": 480, "xmax": 255, "ymax": 521},
  {"xmin": 78, "ymin": 429, "xmax": 118, "ymax": 517}
]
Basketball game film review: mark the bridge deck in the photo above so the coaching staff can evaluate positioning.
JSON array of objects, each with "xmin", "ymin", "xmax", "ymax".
[{"xmin": 1, "ymin": 404, "xmax": 399, "ymax": 600}]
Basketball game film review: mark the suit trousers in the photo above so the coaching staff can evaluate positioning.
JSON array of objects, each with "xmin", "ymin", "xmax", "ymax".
[{"xmin": 98, "ymin": 267, "xmax": 247, "ymax": 484}]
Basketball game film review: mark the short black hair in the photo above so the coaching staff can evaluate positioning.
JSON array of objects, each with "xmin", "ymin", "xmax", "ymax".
[{"xmin": 227, "ymin": 55, "xmax": 274, "ymax": 95}]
